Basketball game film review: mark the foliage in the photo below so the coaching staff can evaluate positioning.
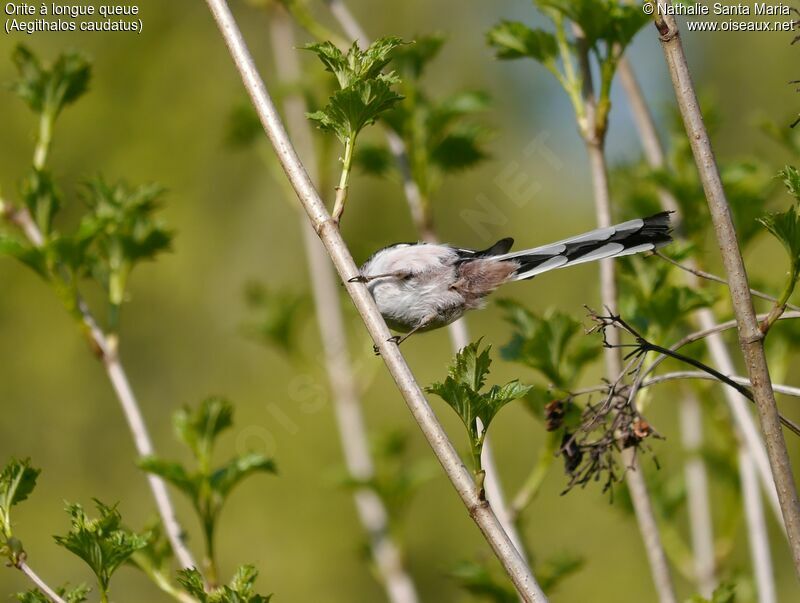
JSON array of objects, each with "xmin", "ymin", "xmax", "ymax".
[
  {"xmin": 0, "ymin": 458, "xmax": 40, "ymax": 542},
  {"xmin": 498, "ymin": 299, "xmax": 599, "ymax": 390},
  {"xmin": 243, "ymin": 282, "xmax": 310, "ymax": 357},
  {"xmin": 758, "ymin": 166, "xmax": 800, "ymax": 312},
  {"xmin": 9, "ymin": 45, "xmax": 90, "ymax": 118},
  {"xmin": 15, "ymin": 584, "xmax": 90, "ymax": 603},
  {"xmin": 355, "ymin": 33, "xmax": 491, "ymax": 209},
  {"xmin": 426, "ymin": 340, "xmax": 530, "ymax": 487},
  {"xmin": 488, "ymin": 1, "xmax": 648, "ymax": 138},
  {"xmin": 178, "ymin": 565, "xmax": 272, "ymax": 602},
  {"xmin": 2, "ymin": 46, "xmax": 171, "ymax": 334},
  {"xmin": 138, "ymin": 397, "xmax": 276, "ymax": 576},
  {"xmin": 338, "ymin": 430, "xmax": 436, "ymax": 536},
  {"xmin": 305, "ymin": 38, "xmax": 405, "ymax": 144},
  {"xmin": 54, "ymin": 500, "xmax": 148, "ymax": 596},
  {"xmin": 688, "ymin": 582, "xmax": 737, "ymax": 603}
]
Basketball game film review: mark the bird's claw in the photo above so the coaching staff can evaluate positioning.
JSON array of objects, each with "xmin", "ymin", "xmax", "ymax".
[
  {"xmin": 348, "ymin": 274, "xmax": 368, "ymax": 283},
  {"xmin": 373, "ymin": 335, "xmax": 402, "ymax": 356}
]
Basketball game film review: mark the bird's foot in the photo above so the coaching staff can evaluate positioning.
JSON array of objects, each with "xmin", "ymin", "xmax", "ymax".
[{"xmin": 373, "ymin": 335, "xmax": 402, "ymax": 356}]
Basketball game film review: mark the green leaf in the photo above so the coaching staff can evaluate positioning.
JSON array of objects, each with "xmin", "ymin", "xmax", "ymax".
[
  {"xmin": 307, "ymin": 75, "xmax": 403, "ymax": 143},
  {"xmin": 137, "ymin": 457, "xmax": 198, "ymax": 501},
  {"xmin": 243, "ymin": 282, "xmax": 309, "ymax": 357},
  {"xmin": 535, "ymin": 0, "xmax": 648, "ymax": 50},
  {"xmin": 430, "ymin": 126, "xmax": 489, "ymax": 172},
  {"xmin": 15, "ymin": 584, "xmax": 90, "ymax": 603},
  {"xmin": 174, "ymin": 396, "xmax": 234, "ymax": 463},
  {"xmin": 499, "ymin": 300, "xmax": 599, "ymax": 389},
  {"xmin": 178, "ymin": 565, "xmax": 272, "ymax": 603},
  {"xmin": 210, "ymin": 453, "xmax": 277, "ymax": 499},
  {"xmin": 19, "ymin": 169, "xmax": 60, "ymax": 238},
  {"xmin": 354, "ymin": 143, "xmax": 394, "ymax": 177},
  {"xmin": 688, "ymin": 581, "xmax": 737, "ymax": 603},
  {"xmin": 391, "ymin": 33, "xmax": 446, "ymax": 79},
  {"xmin": 486, "ymin": 21, "xmax": 558, "ymax": 63},
  {"xmin": 451, "ymin": 560, "xmax": 517, "ymax": 603},
  {"xmin": 0, "ymin": 458, "xmax": 40, "ymax": 539},
  {"xmin": 759, "ymin": 204, "xmax": 800, "ymax": 283},
  {"xmin": 0, "ymin": 235, "xmax": 48, "ymax": 279},
  {"xmin": 779, "ymin": 165, "xmax": 800, "ymax": 202},
  {"xmin": 10, "ymin": 45, "xmax": 91, "ymax": 116},
  {"xmin": 536, "ymin": 552, "xmax": 585, "ymax": 592},
  {"xmin": 53, "ymin": 500, "xmax": 148, "ymax": 593},
  {"xmin": 304, "ymin": 37, "xmax": 407, "ymax": 90},
  {"xmin": 225, "ymin": 103, "xmax": 262, "ymax": 149},
  {"xmin": 426, "ymin": 340, "xmax": 530, "ymax": 466}
]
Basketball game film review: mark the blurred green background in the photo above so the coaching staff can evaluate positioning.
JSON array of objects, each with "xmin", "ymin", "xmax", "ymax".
[{"xmin": 1, "ymin": 1, "xmax": 798, "ymax": 601}]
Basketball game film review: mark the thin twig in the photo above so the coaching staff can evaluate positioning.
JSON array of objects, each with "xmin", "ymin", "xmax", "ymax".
[
  {"xmin": 573, "ymin": 23, "xmax": 676, "ymax": 603},
  {"xmin": 640, "ymin": 371, "xmax": 800, "ymax": 398},
  {"xmin": 655, "ymin": 251, "xmax": 800, "ymax": 311},
  {"xmin": 678, "ymin": 390, "xmax": 716, "ymax": 597},
  {"xmin": 654, "ymin": 5, "xmax": 800, "ymax": 573},
  {"xmin": 620, "ymin": 50, "xmax": 788, "ymax": 592},
  {"xmin": 203, "ymin": 2, "xmax": 546, "ymax": 600},
  {"xmin": 322, "ymin": 0, "xmax": 526, "ymax": 561},
  {"xmin": 15, "ymin": 559, "xmax": 68, "ymax": 603},
  {"xmin": 267, "ymin": 8, "xmax": 419, "ymax": 602},
  {"xmin": 1, "ymin": 210, "xmax": 196, "ymax": 572}
]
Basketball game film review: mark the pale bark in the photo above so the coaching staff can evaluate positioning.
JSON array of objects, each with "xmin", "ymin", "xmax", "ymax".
[{"xmin": 203, "ymin": 1, "xmax": 546, "ymax": 599}]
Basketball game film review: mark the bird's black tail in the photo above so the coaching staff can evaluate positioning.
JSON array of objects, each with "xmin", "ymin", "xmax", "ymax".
[{"xmin": 491, "ymin": 212, "xmax": 673, "ymax": 281}]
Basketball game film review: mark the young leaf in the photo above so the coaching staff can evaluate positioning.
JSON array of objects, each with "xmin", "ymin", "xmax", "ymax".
[
  {"xmin": 536, "ymin": 552, "xmax": 585, "ymax": 592},
  {"xmin": 0, "ymin": 458, "xmax": 40, "ymax": 539},
  {"xmin": 243, "ymin": 282, "xmax": 309, "ymax": 357},
  {"xmin": 210, "ymin": 452, "xmax": 277, "ymax": 499},
  {"xmin": 178, "ymin": 565, "xmax": 272, "ymax": 603},
  {"xmin": 53, "ymin": 500, "xmax": 148, "ymax": 594},
  {"xmin": 304, "ymin": 37, "xmax": 406, "ymax": 90},
  {"xmin": 10, "ymin": 45, "xmax": 91, "ymax": 117},
  {"xmin": 307, "ymin": 75, "xmax": 403, "ymax": 143},
  {"xmin": 781, "ymin": 165, "xmax": 800, "ymax": 199},
  {"xmin": 535, "ymin": 0, "xmax": 648, "ymax": 51},
  {"xmin": 391, "ymin": 32, "xmax": 446, "ymax": 80},
  {"xmin": 498, "ymin": 300, "xmax": 599, "ymax": 389},
  {"xmin": 0, "ymin": 235, "xmax": 48, "ymax": 279},
  {"xmin": 486, "ymin": 21, "xmax": 558, "ymax": 64},
  {"xmin": 19, "ymin": 169, "xmax": 60, "ymax": 238},
  {"xmin": 15, "ymin": 584, "xmax": 90, "ymax": 603},
  {"xmin": 173, "ymin": 396, "xmax": 233, "ymax": 462},
  {"xmin": 136, "ymin": 457, "xmax": 198, "ymax": 501},
  {"xmin": 426, "ymin": 341, "xmax": 530, "ymax": 476},
  {"xmin": 759, "ymin": 205, "xmax": 800, "ymax": 290},
  {"xmin": 451, "ymin": 560, "xmax": 517, "ymax": 603}
]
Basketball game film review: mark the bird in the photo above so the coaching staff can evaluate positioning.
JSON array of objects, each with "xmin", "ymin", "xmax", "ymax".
[{"xmin": 350, "ymin": 212, "xmax": 673, "ymax": 345}]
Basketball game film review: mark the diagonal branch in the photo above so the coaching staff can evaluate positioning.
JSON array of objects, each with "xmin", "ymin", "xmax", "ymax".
[
  {"xmin": 203, "ymin": 1, "xmax": 546, "ymax": 600},
  {"xmin": 267, "ymin": 8, "xmax": 419, "ymax": 602},
  {"xmin": 321, "ymin": 0, "xmax": 526, "ymax": 562},
  {"xmin": 654, "ymin": 10, "xmax": 800, "ymax": 575},
  {"xmin": 0, "ymin": 203, "xmax": 196, "ymax": 572},
  {"xmin": 14, "ymin": 559, "xmax": 68, "ymax": 603}
]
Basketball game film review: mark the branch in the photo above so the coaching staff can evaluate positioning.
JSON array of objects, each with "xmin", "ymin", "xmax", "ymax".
[
  {"xmin": 655, "ymin": 251, "xmax": 800, "ymax": 311},
  {"xmin": 572, "ymin": 23, "xmax": 677, "ymax": 603},
  {"xmin": 618, "ymin": 55, "xmax": 790, "ymax": 549},
  {"xmin": 678, "ymin": 390, "xmax": 716, "ymax": 597},
  {"xmin": 15, "ymin": 559, "xmax": 68, "ymax": 603},
  {"xmin": 202, "ymin": 2, "xmax": 546, "ymax": 600},
  {"xmin": 267, "ymin": 8, "xmax": 419, "ymax": 602},
  {"xmin": 322, "ymin": 0, "xmax": 526, "ymax": 561},
  {"xmin": 641, "ymin": 371, "xmax": 800, "ymax": 398},
  {"xmin": 654, "ymin": 5, "xmax": 800, "ymax": 573},
  {"xmin": 1, "ymin": 205, "xmax": 195, "ymax": 573}
]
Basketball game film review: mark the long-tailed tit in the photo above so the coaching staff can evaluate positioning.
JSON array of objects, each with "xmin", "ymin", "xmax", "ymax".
[{"xmin": 351, "ymin": 212, "xmax": 672, "ymax": 345}]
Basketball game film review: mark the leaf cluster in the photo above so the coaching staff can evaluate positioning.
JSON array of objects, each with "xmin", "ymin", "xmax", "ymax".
[
  {"xmin": 305, "ymin": 38, "xmax": 406, "ymax": 143},
  {"xmin": 243, "ymin": 281, "xmax": 309, "ymax": 357},
  {"xmin": 758, "ymin": 166, "xmax": 800, "ymax": 301},
  {"xmin": 138, "ymin": 397, "xmax": 276, "ymax": 559},
  {"xmin": 53, "ymin": 500, "xmax": 148, "ymax": 594},
  {"xmin": 498, "ymin": 300, "xmax": 599, "ymax": 390},
  {"xmin": 178, "ymin": 565, "xmax": 272, "ymax": 602},
  {"xmin": 9, "ymin": 45, "xmax": 90, "ymax": 118},
  {"xmin": 0, "ymin": 458, "xmax": 40, "ymax": 543},
  {"xmin": 426, "ymin": 340, "xmax": 530, "ymax": 475},
  {"xmin": 15, "ymin": 584, "xmax": 90, "ymax": 603},
  {"xmin": 356, "ymin": 34, "xmax": 492, "ymax": 200}
]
